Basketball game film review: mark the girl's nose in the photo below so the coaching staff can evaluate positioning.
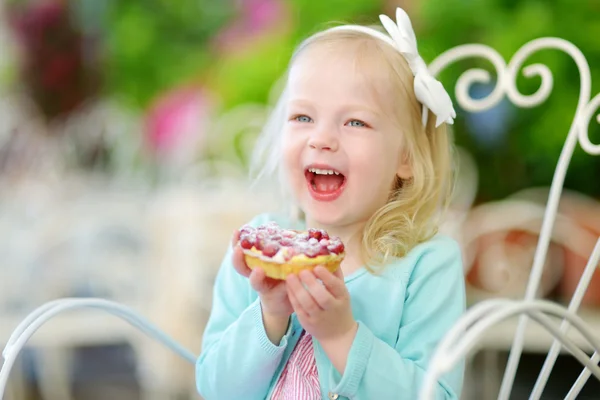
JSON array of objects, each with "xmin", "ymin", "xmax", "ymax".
[{"xmin": 308, "ymin": 128, "xmax": 339, "ymax": 152}]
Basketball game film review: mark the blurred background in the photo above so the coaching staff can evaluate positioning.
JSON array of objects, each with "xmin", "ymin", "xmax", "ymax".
[{"xmin": 0, "ymin": 0, "xmax": 599, "ymax": 399}]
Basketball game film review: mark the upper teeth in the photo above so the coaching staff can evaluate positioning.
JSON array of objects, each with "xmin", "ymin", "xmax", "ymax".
[{"xmin": 309, "ymin": 168, "xmax": 340, "ymax": 175}]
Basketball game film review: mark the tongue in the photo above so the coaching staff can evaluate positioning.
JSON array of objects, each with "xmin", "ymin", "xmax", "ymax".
[{"xmin": 313, "ymin": 174, "xmax": 344, "ymax": 193}]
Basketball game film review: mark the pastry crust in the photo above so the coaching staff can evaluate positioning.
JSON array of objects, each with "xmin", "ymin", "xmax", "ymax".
[{"xmin": 243, "ymin": 247, "xmax": 343, "ymax": 280}]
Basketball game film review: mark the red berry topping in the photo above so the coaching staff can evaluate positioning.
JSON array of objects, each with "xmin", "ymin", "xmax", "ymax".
[
  {"xmin": 305, "ymin": 246, "xmax": 319, "ymax": 258},
  {"xmin": 297, "ymin": 233, "xmax": 309, "ymax": 241},
  {"xmin": 257, "ymin": 222, "xmax": 279, "ymax": 235},
  {"xmin": 316, "ymin": 246, "xmax": 330, "ymax": 256},
  {"xmin": 238, "ymin": 221, "xmax": 344, "ymax": 259},
  {"xmin": 279, "ymin": 238, "xmax": 294, "ymax": 247},
  {"xmin": 239, "ymin": 225, "xmax": 254, "ymax": 235},
  {"xmin": 255, "ymin": 232, "xmax": 267, "ymax": 241},
  {"xmin": 255, "ymin": 238, "xmax": 267, "ymax": 251},
  {"xmin": 240, "ymin": 237, "xmax": 253, "ymax": 249},
  {"xmin": 262, "ymin": 242, "xmax": 280, "ymax": 257},
  {"xmin": 308, "ymin": 228, "xmax": 322, "ymax": 240},
  {"xmin": 328, "ymin": 241, "xmax": 345, "ymax": 254}
]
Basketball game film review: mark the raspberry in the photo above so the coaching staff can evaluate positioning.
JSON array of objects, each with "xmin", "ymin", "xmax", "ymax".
[
  {"xmin": 279, "ymin": 238, "xmax": 294, "ymax": 247},
  {"xmin": 255, "ymin": 238, "xmax": 267, "ymax": 251},
  {"xmin": 321, "ymin": 231, "xmax": 329, "ymax": 240},
  {"xmin": 239, "ymin": 225, "xmax": 254, "ymax": 235},
  {"xmin": 305, "ymin": 246, "xmax": 319, "ymax": 258},
  {"xmin": 262, "ymin": 242, "xmax": 280, "ymax": 257},
  {"xmin": 308, "ymin": 228, "xmax": 322, "ymax": 240},
  {"xmin": 240, "ymin": 237, "xmax": 253, "ymax": 249},
  {"xmin": 297, "ymin": 233, "xmax": 309, "ymax": 241},
  {"xmin": 282, "ymin": 230, "xmax": 296, "ymax": 238},
  {"xmin": 308, "ymin": 238, "xmax": 318, "ymax": 245},
  {"xmin": 258, "ymin": 222, "xmax": 280, "ymax": 235},
  {"xmin": 316, "ymin": 246, "xmax": 330, "ymax": 256},
  {"xmin": 255, "ymin": 232, "xmax": 267, "ymax": 241},
  {"xmin": 319, "ymin": 239, "xmax": 330, "ymax": 246},
  {"xmin": 328, "ymin": 242, "xmax": 345, "ymax": 254}
]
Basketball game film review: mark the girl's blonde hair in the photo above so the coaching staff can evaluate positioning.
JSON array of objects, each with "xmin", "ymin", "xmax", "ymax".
[{"xmin": 250, "ymin": 27, "xmax": 456, "ymax": 270}]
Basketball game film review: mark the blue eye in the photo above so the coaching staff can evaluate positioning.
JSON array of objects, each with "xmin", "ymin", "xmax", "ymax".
[
  {"xmin": 347, "ymin": 119, "xmax": 366, "ymax": 127},
  {"xmin": 294, "ymin": 115, "xmax": 312, "ymax": 123}
]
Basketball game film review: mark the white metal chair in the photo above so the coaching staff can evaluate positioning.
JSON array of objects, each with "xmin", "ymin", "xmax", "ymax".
[
  {"xmin": 1, "ymin": 36, "xmax": 599, "ymax": 400},
  {"xmin": 421, "ymin": 37, "xmax": 600, "ymax": 399}
]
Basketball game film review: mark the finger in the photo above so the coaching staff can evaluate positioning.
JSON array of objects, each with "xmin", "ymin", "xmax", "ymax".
[
  {"xmin": 286, "ymin": 274, "xmax": 322, "ymax": 315},
  {"xmin": 286, "ymin": 284, "xmax": 310, "ymax": 320},
  {"xmin": 231, "ymin": 230, "xmax": 241, "ymax": 247},
  {"xmin": 332, "ymin": 266, "xmax": 344, "ymax": 280},
  {"xmin": 249, "ymin": 268, "xmax": 269, "ymax": 292},
  {"xmin": 299, "ymin": 270, "xmax": 335, "ymax": 310},
  {"xmin": 314, "ymin": 266, "xmax": 347, "ymax": 298},
  {"xmin": 232, "ymin": 246, "xmax": 251, "ymax": 277}
]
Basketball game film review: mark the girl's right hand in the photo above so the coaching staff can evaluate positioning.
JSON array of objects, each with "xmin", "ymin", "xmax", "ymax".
[{"xmin": 231, "ymin": 230, "xmax": 294, "ymax": 319}]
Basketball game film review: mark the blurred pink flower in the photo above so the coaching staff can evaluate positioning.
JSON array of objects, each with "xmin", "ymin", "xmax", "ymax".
[
  {"xmin": 145, "ymin": 87, "xmax": 211, "ymax": 163},
  {"xmin": 214, "ymin": 0, "xmax": 286, "ymax": 52}
]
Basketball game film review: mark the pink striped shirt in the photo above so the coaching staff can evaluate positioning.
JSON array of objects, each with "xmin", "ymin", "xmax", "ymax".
[{"xmin": 271, "ymin": 331, "xmax": 321, "ymax": 399}]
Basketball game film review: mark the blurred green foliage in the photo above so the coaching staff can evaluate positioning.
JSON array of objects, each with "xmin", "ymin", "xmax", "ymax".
[
  {"xmin": 200, "ymin": 0, "xmax": 384, "ymax": 110},
  {"xmin": 417, "ymin": 0, "xmax": 600, "ymax": 201},
  {"xmin": 104, "ymin": 0, "xmax": 383, "ymax": 110},
  {"xmin": 89, "ymin": 0, "xmax": 600, "ymax": 200},
  {"xmin": 103, "ymin": 0, "xmax": 233, "ymax": 108}
]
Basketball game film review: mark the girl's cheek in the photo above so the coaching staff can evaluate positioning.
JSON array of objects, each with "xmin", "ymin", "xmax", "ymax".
[
  {"xmin": 281, "ymin": 147, "xmax": 299, "ymax": 179},
  {"xmin": 281, "ymin": 144, "xmax": 296, "ymax": 168}
]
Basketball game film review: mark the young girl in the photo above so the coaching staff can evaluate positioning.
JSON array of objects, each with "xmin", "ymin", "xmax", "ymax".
[{"xmin": 196, "ymin": 8, "xmax": 466, "ymax": 400}]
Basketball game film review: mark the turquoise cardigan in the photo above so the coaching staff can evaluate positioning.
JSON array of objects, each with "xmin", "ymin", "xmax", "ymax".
[{"xmin": 196, "ymin": 213, "xmax": 466, "ymax": 399}]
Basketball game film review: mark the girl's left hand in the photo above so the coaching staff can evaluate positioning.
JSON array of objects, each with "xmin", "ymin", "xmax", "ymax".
[{"xmin": 286, "ymin": 266, "xmax": 357, "ymax": 343}]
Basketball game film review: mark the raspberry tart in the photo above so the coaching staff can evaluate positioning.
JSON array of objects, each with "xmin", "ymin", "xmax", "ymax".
[{"xmin": 237, "ymin": 222, "xmax": 345, "ymax": 280}]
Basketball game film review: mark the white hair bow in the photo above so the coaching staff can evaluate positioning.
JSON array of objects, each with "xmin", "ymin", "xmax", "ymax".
[{"xmin": 379, "ymin": 8, "xmax": 456, "ymax": 128}]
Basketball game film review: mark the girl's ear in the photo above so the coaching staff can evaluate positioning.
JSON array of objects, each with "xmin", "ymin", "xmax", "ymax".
[{"xmin": 396, "ymin": 151, "xmax": 412, "ymax": 180}]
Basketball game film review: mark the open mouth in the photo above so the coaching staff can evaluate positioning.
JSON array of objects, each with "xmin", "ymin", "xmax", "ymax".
[{"xmin": 304, "ymin": 166, "xmax": 346, "ymax": 201}]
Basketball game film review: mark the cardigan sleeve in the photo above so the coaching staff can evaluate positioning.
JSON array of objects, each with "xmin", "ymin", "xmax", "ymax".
[
  {"xmin": 328, "ymin": 237, "xmax": 466, "ymax": 399},
  {"xmin": 195, "ymin": 213, "xmax": 293, "ymax": 400}
]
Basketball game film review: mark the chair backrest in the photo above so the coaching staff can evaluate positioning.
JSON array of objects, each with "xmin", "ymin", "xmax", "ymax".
[{"xmin": 420, "ymin": 37, "xmax": 600, "ymax": 400}]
